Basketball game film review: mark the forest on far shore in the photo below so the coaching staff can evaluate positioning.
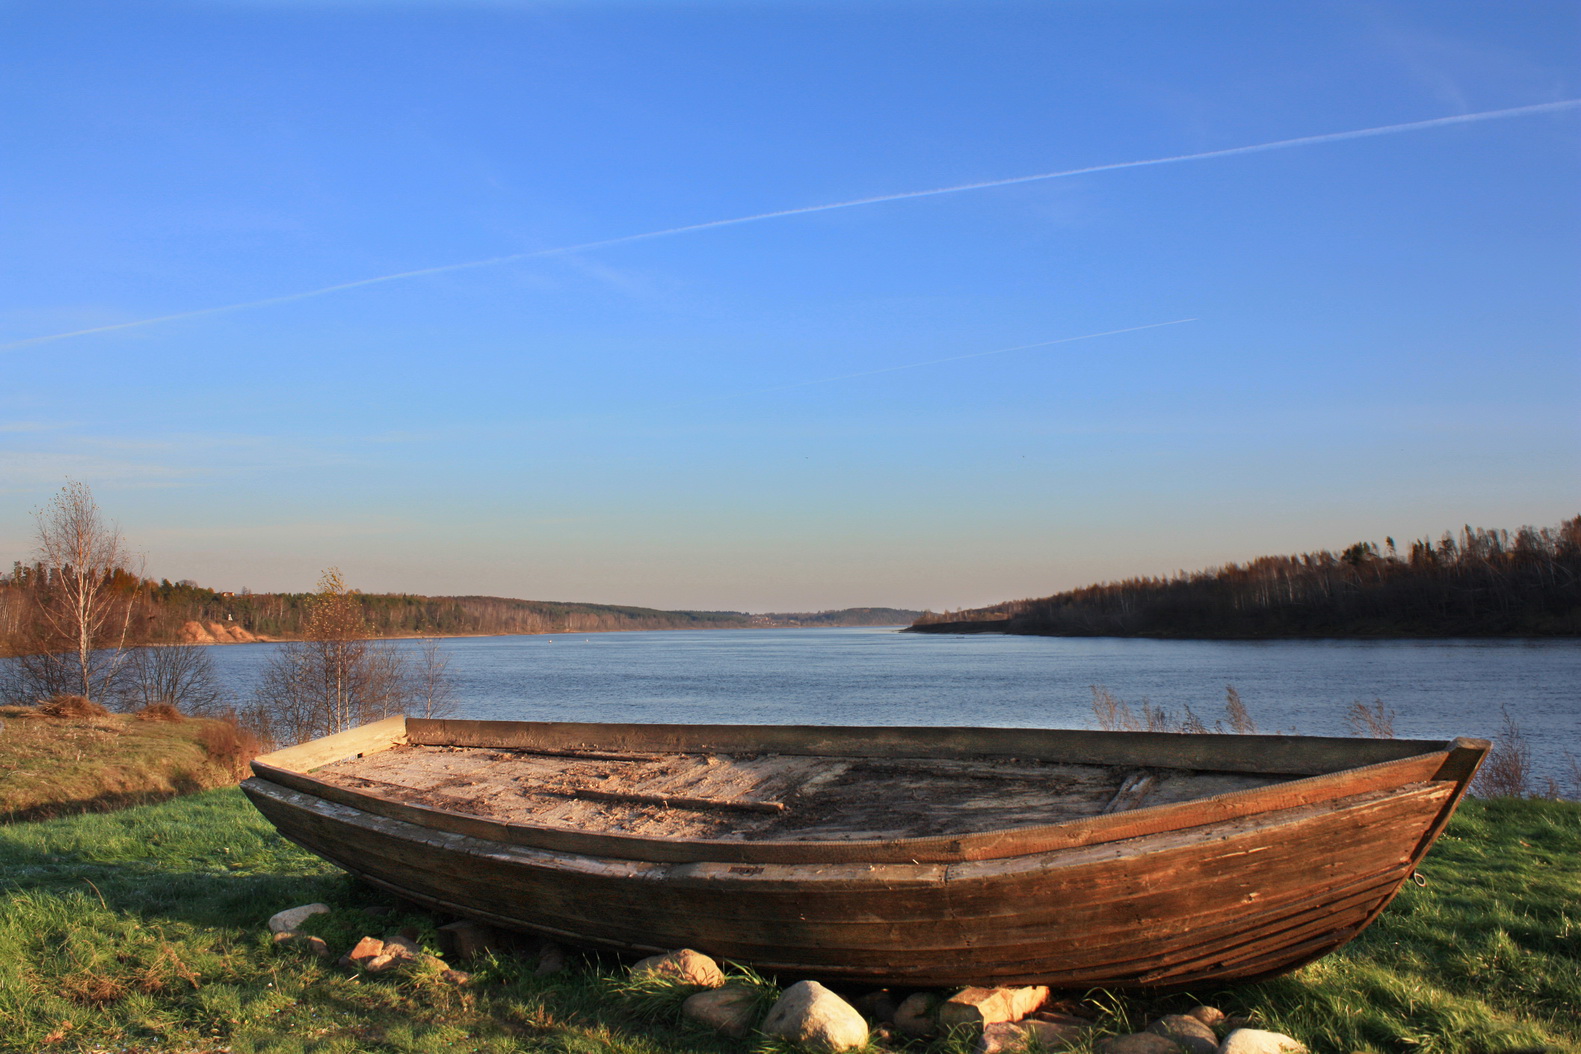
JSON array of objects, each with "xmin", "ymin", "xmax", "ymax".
[
  {"xmin": 909, "ymin": 517, "xmax": 1581, "ymax": 639},
  {"xmin": 0, "ymin": 574, "xmax": 919, "ymax": 644}
]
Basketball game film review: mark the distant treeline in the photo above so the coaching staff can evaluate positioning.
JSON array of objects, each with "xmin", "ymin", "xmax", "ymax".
[
  {"xmin": 0, "ymin": 573, "xmax": 918, "ymax": 642},
  {"xmin": 909, "ymin": 517, "xmax": 1581, "ymax": 639}
]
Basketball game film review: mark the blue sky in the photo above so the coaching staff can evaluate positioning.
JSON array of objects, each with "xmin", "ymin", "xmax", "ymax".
[{"xmin": 3, "ymin": 0, "xmax": 1577, "ymax": 611}]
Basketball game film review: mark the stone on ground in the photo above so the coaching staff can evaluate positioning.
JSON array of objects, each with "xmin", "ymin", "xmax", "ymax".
[
  {"xmin": 272, "ymin": 931, "xmax": 330, "ymax": 958},
  {"xmin": 268, "ymin": 903, "xmax": 330, "ymax": 934},
  {"xmin": 364, "ymin": 933, "xmax": 423, "ymax": 972},
  {"xmin": 1146, "ymin": 1014, "xmax": 1219, "ymax": 1054},
  {"xmin": 1095, "ymin": 1033, "xmax": 1184, "ymax": 1054},
  {"xmin": 1186, "ymin": 1006, "xmax": 1226, "ymax": 1029},
  {"xmin": 1219, "ymin": 1029, "xmax": 1308, "ymax": 1054},
  {"xmin": 340, "ymin": 936, "xmax": 386, "ymax": 969},
  {"xmin": 682, "ymin": 985, "xmax": 761, "ymax": 1037},
  {"xmin": 630, "ymin": 948, "xmax": 724, "ymax": 987},
  {"xmin": 893, "ymin": 992, "xmax": 941, "ymax": 1038},
  {"xmin": 535, "ymin": 940, "xmax": 567, "ymax": 975},
  {"xmin": 761, "ymin": 980, "xmax": 869, "ymax": 1052},
  {"xmin": 437, "ymin": 919, "xmax": 511, "ymax": 960},
  {"xmin": 852, "ymin": 988, "xmax": 899, "ymax": 1023},
  {"xmin": 938, "ymin": 986, "xmax": 1051, "ymax": 1029},
  {"xmin": 975, "ymin": 1017, "xmax": 1095, "ymax": 1054}
]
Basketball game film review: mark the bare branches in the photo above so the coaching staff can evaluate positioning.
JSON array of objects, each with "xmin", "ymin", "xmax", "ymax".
[
  {"xmin": 252, "ymin": 569, "xmax": 456, "ymax": 745},
  {"xmin": 1344, "ymin": 698, "xmax": 1397, "ymax": 738},
  {"xmin": 1090, "ymin": 684, "xmax": 1260, "ymax": 734},
  {"xmin": 1472, "ymin": 707, "xmax": 1534, "ymax": 798},
  {"xmin": 411, "ymin": 637, "xmax": 457, "ymax": 719},
  {"xmin": 1223, "ymin": 685, "xmax": 1257, "ymax": 734},
  {"xmin": 3, "ymin": 482, "xmax": 144, "ymax": 704},
  {"xmin": 117, "ymin": 644, "xmax": 228, "ymax": 715}
]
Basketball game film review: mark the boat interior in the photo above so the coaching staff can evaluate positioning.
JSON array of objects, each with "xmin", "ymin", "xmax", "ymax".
[{"xmin": 312, "ymin": 740, "xmax": 1290, "ymax": 841}]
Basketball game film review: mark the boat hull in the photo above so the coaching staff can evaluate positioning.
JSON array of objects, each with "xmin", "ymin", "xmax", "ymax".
[{"xmin": 241, "ymin": 718, "xmax": 1484, "ymax": 988}]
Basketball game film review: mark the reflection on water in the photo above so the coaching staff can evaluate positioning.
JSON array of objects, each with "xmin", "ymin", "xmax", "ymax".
[{"xmin": 209, "ymin": 627, "xmax": 1580, "ymax": 784}]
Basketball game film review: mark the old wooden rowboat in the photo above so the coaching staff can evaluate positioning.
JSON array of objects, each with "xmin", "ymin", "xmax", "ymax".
[{"xmin": 241, "ymin": 716, "xmax": 1486, "ymax": 989}]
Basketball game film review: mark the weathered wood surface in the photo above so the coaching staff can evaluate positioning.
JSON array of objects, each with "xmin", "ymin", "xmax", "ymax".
[
  {"xmin": 402, "ymin": 718, "xmax": 1447, "ymax": 776},
  {"xmin": 242, "ymin": 772, "xmax": 1460, "ymax": 987},
  {"xmin": 241, "ymin": 718, "xmax": 1487, "ymax": 988},
  {"xmin": 540, "ymin": 786, "xmax": 790, "ymax": 814},
  {"xmin": 252, "ymin": 714, "xmax": 407, "ymax": 773}
]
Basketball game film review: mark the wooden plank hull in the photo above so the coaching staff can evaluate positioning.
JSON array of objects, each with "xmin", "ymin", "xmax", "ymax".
[{"xmin": 241, "ymin": 718, "xmax": 1485, "ymax": 988}]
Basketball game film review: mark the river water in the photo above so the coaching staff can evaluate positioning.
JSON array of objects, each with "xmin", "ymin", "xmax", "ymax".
[{"xmin": 206, "ymin": 626, "xmax": 1580, "ymax": 783}]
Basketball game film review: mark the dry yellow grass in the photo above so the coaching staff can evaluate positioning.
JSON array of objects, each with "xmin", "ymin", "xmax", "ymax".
[{"xmin": 0, "ymin": 707, "xmax": 246, "ymax": 822}]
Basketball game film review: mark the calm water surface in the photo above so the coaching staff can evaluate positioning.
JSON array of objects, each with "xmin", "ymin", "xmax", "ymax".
[{"xmin": 209, "ymin": 627, "xmax": 1579, "ymax": 778}]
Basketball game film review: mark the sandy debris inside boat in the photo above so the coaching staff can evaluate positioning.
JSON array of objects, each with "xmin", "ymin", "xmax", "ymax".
[{"xmin": 312, "ymin": 743, "xmax": 1287, "ymax": 841}]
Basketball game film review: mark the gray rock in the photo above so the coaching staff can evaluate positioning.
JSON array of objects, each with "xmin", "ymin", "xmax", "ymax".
[
  {"xmin": 268, "ymin": 903, "xmax": 330, "ymax": 934},
  {"xmin": 1095, "ymin": 1033, "xmax": 1183, "ymax": 1054},
  {"xmin": 382, "ymin": 934, "xmax": 423, "ymax": 958},
  {"xmin": 631, "ymin": 948, "xmax": 724, "ymax": 987},
  {"xmin": 976, "ymin": 1018, "xmax": 1095, "ymax": 1054},
  {"xmin": 1147, "ymin": 1014, "xmax": 1218, "ymax": 1054},
  {"xmin": 852, "ymin": 988, "xmax": 899, "ymax": 1024},
  {"xmin": 762, "ymin": 980, "xmax": 869, "ymax": 1052},
  {"xmin": 535, "ymin": 941, "xmax": 567, "ymax": 975},
  {"xmin": 437, "ymin": 920, "xmax": 511, "ymax": 961},
  {"xmin": 1218, "ymin": 1029, "xmax": 1308, "ymax": 1054},
  {"xmin": 682, "ymin": 985, "xmax": 761, "ymax": 1038},
  {"xmin": 893, "ymin": 992, "xmax": 941, "ymax": 1038}
]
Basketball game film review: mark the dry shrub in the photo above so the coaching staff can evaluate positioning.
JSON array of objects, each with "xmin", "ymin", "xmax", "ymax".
[
  {"xmin": 1472, "ymin": 707, "xmax": 1533, "ymax": 798},
  {"xmin": 1223, "ymin": 685, "xmax": 1257, "ymax": 734},
  {"xmin": 61, "ymin": 973, "xmax": 126, "ymax": 1006},
  {"xmin": 1345, "ymin": 698, "xmax": 1398, "ymax": 738},
  {"xmin": 36, "ymin": 695, "xmax": 110, "ymax": 719},
  {"xmin": 1090, "ymin": 686, "xmax": 1176, "ymax": 732},
  {"xmin": 135, "ymin": 701, "xmax": 183, "ymax": 722},
  {"xmin": 197, "ymin": 713, "xmax": 266, "ymax": 779},
  {"xmin": 1092, "ymin": 684, "xmax": 1260, "ymax": 735}
]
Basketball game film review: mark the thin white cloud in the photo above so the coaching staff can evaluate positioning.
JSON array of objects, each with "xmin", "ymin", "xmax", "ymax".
[{"xmin": 4, "ymin": 98, "xmax": 1576, "ymax": 353}]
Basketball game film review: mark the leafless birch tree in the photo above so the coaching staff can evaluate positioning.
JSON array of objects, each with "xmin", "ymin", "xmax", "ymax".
[{"xmin": 3, "ymin": 482, "xmax": 143, "ymax": 703}]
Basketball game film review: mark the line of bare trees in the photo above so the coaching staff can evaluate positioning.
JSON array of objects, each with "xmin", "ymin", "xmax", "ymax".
[{"xmin": 1, "ymin": 482, "xmax": 455, "ymax": 747}]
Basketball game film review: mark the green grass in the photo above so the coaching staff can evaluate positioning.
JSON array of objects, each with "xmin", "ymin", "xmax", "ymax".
[{"xmin": 0, "ymin": 790, "xmax": 1575, "ymax": 1054}]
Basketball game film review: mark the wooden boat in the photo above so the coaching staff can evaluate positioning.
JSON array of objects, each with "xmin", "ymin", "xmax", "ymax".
[{"xmin": 241, "ymin": 716, "xmax": 1486, "ymax": 989}]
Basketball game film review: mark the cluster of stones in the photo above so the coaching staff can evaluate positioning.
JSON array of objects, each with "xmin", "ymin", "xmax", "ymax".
[
  {"xmin": 637, "ymin": 948, "xmax": 1308, "ymax": 1054},
  {"xmin": 1091, "ymin": 1007, "xmax": 1308, "ymax": 1054},
  {"xmin": 267, "ymin": 903, "xmax": 568, "ymax": 985},
  {"xmin": 265, "ymin": 909, "xmax": 1309, "ymax": 1054}
]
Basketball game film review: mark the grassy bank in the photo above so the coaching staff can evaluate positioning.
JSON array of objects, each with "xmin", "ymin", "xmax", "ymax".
[
  {"xmin": 0, "ymin": 705, "xmax": 253, "ymax": 823},
  {"xmin": 0, "ymin": 788, "xmax": 1575, "ymax": 1054}
]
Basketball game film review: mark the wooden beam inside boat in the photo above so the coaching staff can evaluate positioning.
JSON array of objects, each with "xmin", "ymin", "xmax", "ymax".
[
  {"xmin": 253, "ymin": 714, "xmax": 408, "ymax": 773},
  {"xmin": 405, "ymin": 718, "xmax": 1455, "ymax": 777}
]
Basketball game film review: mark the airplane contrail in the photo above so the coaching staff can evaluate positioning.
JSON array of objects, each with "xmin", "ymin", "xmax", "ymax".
[{"xmin": 5, "ymin": 98, "xmax": 1575, "ymax": 351}]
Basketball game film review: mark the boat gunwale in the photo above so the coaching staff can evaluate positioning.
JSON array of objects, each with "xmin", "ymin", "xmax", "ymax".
[{"xmin": 246, "ymin": 717, "xmax": 1488, "ymax": 865}]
